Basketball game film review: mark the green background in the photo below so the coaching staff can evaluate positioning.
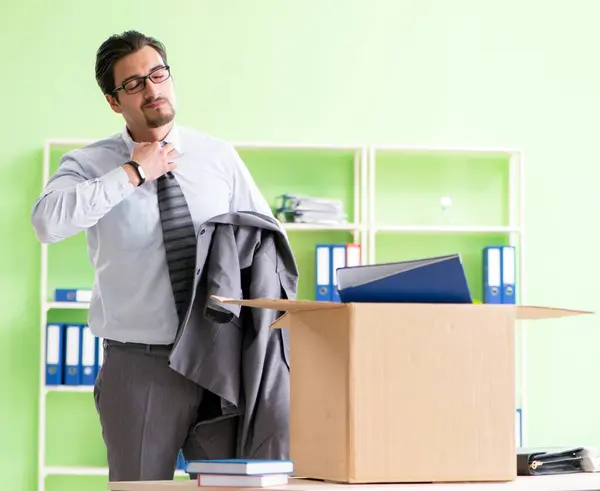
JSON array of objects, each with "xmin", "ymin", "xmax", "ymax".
[{"xmin": 2, "ymin": 1, "xmax": 599, "ymax": 490}]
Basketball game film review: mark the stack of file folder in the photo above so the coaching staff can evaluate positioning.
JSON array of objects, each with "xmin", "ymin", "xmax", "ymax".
[{"xmin": 275, "ymin": 193, "xmax": 347, "ymax": 225}]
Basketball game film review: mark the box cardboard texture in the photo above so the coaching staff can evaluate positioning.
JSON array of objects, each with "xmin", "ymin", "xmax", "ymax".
[{"xmin": 211, "ymin": 296, "xmax": 590, "ymax": 484}]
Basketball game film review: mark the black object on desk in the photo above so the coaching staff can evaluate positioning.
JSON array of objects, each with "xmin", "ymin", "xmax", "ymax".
[{"xmin": 517, "ymin": 447, "xmax": 585, "ymax": 476}]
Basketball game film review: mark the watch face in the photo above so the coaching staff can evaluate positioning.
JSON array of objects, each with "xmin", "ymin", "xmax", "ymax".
[{"xmin": 138, "ymin": 165, "xmax": 147, "ymax": 179}]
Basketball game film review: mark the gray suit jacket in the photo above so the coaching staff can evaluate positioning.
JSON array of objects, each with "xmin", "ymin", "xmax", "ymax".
[{"xmin": 169, "ymin": 211, "xmax": 298, "ymax": 461}]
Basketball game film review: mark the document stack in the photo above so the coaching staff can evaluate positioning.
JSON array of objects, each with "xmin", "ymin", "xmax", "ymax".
[
  {"xmin": 184, "ymin": 459, "xmax": 294, "ymax": 488},
  {"xmin": 275, "ymin": 193, "xmax": 347, "ymax": 225}
]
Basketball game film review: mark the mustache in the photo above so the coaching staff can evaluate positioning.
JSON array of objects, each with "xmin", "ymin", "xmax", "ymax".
[{"xmin": 142, "ymin": 97, "xmax": 168, "ymax": 108}]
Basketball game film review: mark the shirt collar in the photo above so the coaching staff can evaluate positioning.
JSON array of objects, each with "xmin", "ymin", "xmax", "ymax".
[{"xmin": 121, "ymin": 123, "xmax": 183, "ymax": 155}]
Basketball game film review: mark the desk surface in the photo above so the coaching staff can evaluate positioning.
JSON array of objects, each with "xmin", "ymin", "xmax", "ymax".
[{"xmin": 108, "ymin": 474, "xmax": 600, "ymax": 491}]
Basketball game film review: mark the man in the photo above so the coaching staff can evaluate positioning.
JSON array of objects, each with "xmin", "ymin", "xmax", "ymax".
[{"xmin": 31, "ymin": 30, "xmax": 275, "ymax": 482}]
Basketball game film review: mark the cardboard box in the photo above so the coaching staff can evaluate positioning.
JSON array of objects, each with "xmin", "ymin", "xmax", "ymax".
[{"xmin": 212, "ymin": 296, "xmax": 590, "ymax": 484}]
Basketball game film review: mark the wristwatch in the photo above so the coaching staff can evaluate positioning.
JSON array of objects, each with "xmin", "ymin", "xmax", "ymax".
[{"xmin": 126, "ymin": 161, "xmax": 146, "ymax": 186}]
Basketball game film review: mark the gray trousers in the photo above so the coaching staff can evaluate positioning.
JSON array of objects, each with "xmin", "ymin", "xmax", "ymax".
[{"xmin": 93, "ymin": 340, "xmax": 235, "ymax": 482}]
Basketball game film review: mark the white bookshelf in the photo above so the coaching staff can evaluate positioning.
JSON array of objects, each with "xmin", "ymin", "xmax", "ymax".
[
  {"xmin": 37, "ymin": 137, "xmax": 524, "ymax": 491},
  {"xmin": 37, "ymin": 137, "xmax": 368, "ymax": 491}
]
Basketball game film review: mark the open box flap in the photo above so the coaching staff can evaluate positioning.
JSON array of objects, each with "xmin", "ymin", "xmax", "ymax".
[
  {"xmin": 210, "ymin": 295, "xmax": 345, "ymax": 312},
  {"xmin": 210, "ymin": 296, "xmax": 345, "ymax": 329},
  {"xmin": 210, "ymin": 296, "xmax": 593, "ymax": 323},
  {"xmin": 515, "ymin": 305, "xmax": 593, "ymax": 319}
]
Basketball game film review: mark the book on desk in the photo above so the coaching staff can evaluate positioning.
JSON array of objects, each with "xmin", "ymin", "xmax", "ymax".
[{"xmin": 184, "ymin": 459, "xmax": 294, "ymax": 487}]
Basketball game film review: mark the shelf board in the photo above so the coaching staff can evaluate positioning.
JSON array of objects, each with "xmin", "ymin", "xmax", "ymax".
[
  {"xmin": 46, "ymin": 301, "xmax": 90, "ymax": 310},
  {"xmin": 44, "ymin": 466, "xmax": 108, "ymax": 476},
  {"xmin": 371, "ymin": 144, "xmax": 520, "ymax": 156},
  {"xmin": 45, "ymin": 385, "xmax": 93, "ymax": 393},
  {"xmin": 233, "ymin": 141, "xmax": 363, "ymax": 151},
  {"xmin": 43, "ymin": 466, "xmax": 187, "ymax": 477},
  {"xmin": 283, "ymin": 222, "xmax": 361, "ymax": 231},
  {"xmin": 373, "ymin": 225, "xmax": 520, "ymax": 234}
]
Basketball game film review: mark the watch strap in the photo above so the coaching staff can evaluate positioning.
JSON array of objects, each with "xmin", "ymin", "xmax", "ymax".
[{"xmin": 126, "ymin": 160, "xmax": 145, "ymax": 185}]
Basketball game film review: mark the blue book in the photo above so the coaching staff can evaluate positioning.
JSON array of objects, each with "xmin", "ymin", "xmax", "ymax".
[{"xmin": 336, "ymin": 253, "xmax": 472, "ymax": 304}]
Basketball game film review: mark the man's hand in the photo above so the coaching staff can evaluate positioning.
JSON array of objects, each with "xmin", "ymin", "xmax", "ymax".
[{"xmin": 124, "ymin": 142, "xmax": 179, "ymax": 184}]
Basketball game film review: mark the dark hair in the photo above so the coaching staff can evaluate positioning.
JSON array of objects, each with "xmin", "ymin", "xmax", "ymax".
[{"xmin": 95, "ymin": 30, "xmax": 167, "ymax": 95}]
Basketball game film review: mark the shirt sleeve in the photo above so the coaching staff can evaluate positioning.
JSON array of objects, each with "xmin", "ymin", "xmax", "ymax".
[
  {"xmin": 31, "ymin": 154, "xmax": 136, "ymax": 244},
  {"xmin": 228, "ymin": 145, "xmax": 274, "ymax": 217}
]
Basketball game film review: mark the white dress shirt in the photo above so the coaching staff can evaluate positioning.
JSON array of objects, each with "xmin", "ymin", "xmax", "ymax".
[{"xmin": 31, "ymin": 124, "xmax": 274, "ymax": 344}]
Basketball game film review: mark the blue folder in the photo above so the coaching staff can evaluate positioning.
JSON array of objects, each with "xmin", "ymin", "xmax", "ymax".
[{"xmin": 336, "ymin": 253, "xmax": 472, "ymax": 304}]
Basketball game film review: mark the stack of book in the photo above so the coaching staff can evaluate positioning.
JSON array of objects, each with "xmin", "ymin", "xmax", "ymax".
[
  {"xmin": 275, "ymin": 193, "xmax": 347, "ymax": 225},
  {"xmin": 184, "ymin": 459, "xmax": 294, "ymax": 488}
]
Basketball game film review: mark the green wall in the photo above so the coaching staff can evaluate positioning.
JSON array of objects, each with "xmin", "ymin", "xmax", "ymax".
[{"xmin": 3, "ymin": 1, "xmax": 600, "ymax": 490}]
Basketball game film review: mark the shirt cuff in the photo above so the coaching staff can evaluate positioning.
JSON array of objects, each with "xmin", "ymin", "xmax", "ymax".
[{"xmin": 100, "ymin": 165, "xmax": 136, "ymax": 203}]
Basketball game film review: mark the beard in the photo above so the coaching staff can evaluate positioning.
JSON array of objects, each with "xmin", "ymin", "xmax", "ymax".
[{"xmin": 142, "ymin": 97, "xmax": 176, "ymax": 128}]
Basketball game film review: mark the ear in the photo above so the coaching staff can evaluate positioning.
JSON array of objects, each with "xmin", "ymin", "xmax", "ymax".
[{"xmin": 105, "ymin": 93, "xmax": 123, "ymax": 114}]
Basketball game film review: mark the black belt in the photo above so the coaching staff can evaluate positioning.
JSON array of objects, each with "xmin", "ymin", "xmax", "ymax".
[{"xmin": 104, "ymin": 338, "xmax": 174, "ymax": 353}]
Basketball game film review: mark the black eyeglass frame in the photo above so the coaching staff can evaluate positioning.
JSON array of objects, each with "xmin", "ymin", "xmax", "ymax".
[{"xmin": 113, "ymin": 65, "xmax": 171, "ymax": 95}]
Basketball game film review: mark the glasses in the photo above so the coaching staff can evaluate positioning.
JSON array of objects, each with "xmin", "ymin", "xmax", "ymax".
[{"xmin": 113, "ymin": 65, "xmax": 171, "ymax": 95}]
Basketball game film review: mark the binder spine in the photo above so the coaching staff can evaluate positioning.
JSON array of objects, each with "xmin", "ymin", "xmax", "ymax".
[
  {"xmin": 501, "ymin": 246, "xmax": 516, "ymax": 304},
  {"xmin": 331, "ymin": 245, "xmax": 347, "ymax": 302},
  {"xmin": 63, "ymin": 324, "xmax": 82, "ymax": 386},
  {"xmin": 45, "ymin": 323, "xmax": 64, "ymax": 386},
  {"xmin": 483, "ymin": 246, "xmax": 502, "ymax": 304},
  {"xmin": 315, "ymin": 244, "xmax": 332, "ymax": 301},
  {"xmin": 54, "ymin": 288, "xmax": 92, "ymax": 303},
  {"xmin": 80, "ymin": 325, "xmax": 97, "ymax": 385}
]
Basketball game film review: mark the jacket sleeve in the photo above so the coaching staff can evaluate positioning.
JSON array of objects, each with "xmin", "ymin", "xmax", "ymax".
[
  {"xmin": 31, "ymin": 154, "xmax": 135, "ymax": 244},
  {"xmin": 204, "ymin": 225, "xmax": 242, "ymax": 322}
]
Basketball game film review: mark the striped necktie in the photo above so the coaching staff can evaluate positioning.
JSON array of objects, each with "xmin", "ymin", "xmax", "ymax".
[{"xmin": 157, "ymin": 165, "xmax": 197, "ymax": 324}]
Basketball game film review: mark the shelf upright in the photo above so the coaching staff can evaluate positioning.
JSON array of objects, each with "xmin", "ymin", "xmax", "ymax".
[{"xmin": 38, "ymin": 137, "xmax": 97, "ymax": 491}]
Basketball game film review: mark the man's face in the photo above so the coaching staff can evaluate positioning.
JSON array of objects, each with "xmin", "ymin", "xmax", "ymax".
[{"xmin": 107, "ymin": 45, "xmax": 176, "ymax": 131}]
